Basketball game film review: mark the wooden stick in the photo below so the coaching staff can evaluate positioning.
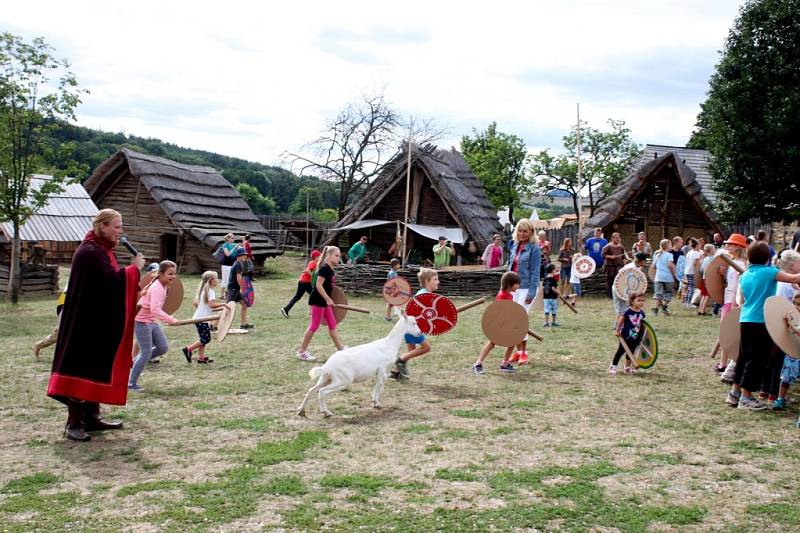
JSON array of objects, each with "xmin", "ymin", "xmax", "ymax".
[
  {"xmin": 619, "ymin": 337, "xmax": 640, "ymax": 368},
  {"xmin": 719, "ymin": 253, "xmax": 745, "ymax": 273},
  {"xmin": 527, "ymin": 329, "xmax": 544, "ymax": 341},
  {"xmin": 333, "ymin": 304, "xmax": 370, "ymax": 314},
  {"xmin": 559, "ymin": 294, "xmax": 578, "ymax": 314},
  {"xmin": 456, "ymin": 297, "xmax": 486, "ymax": 313},
  {"xmin": 709, "ymin": 339, "xmax": 721, "ymax": 359},
  {"xmin": 170, "ymin": 314, "xmax": 222, "ymax": 326}
]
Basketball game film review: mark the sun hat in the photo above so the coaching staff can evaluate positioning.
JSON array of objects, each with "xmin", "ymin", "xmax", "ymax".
[
  {"xmin": 724, "ymin": 233, "xmax": 748, "ymax": 248},
  {"xmin": 232, "ymin": 246, "xmax": 247, "ymax": 258}
]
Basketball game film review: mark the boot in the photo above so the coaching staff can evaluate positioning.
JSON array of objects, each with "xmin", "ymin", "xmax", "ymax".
[
  {"xmin": 82, "ymin": 402, "xmax": 123, "ymax": 432},
  {"xmin": 64, "ymin": 401, "xmax": 90, "ymax": 442}
]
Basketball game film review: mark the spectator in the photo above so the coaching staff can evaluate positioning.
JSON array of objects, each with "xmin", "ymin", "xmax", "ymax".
[
  {"xmin": 433, "ymin": 236, "xmax": 455, "ymax": 269},
  {"xmin": 481, "ymin": 234, "xmax": 504, "ymax": 269},
  {"xmin": 756, "ymin": 230, "xmax": 776, "ymax": 263},
  {"xmin": 712, "ymin": 232, "xmax": 724, "ymax": 249},
  {"xmin": 602, "ymin": 232, "xmax": 627, "ymax": 299},
  {"xmin": 348, "ymin": 236, "xmax": 369, "ymax": 264},
  {"xmin": 584, "ymin": 227, "xmax": 608, "ymax": 268},
  {"xmin": 538, "ymin": 230, "xmax": 552, "ymax": 278},
  {"xmin": 557, "ymin": 238, "xmax": 574, "ymax": 296},
  {"xmin": 631, "ymin": 232, "xmax": 652, "ymax": 258}
]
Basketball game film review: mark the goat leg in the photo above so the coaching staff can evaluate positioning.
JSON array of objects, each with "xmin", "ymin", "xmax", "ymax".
[{"xmin": 372, "ymin": 370, "xmax": 386, "ymax": 409}]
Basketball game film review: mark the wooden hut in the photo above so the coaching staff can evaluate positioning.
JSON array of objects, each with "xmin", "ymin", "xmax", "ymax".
[
  {"xmin": 581, "ymin": 151, "xmax": 723, "ymax": 245},
  {"xmin": 84, "ymin": 149, "xmax": 280, "ymax": 273},
  {"xmin": 0, "ymin": 175, "xmax": 98, "ymax": 265},
  {"xmin": 327, "ymin": 144, "xmax": 503, "ymax": 265}
]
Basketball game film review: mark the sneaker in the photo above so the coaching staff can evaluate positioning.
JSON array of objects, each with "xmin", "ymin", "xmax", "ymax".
[
  {"xmin": 624, "ymin": 366, "xmax": 636, "ymax": 374},
  {"xmin": 772, "ymin": 397, "xmax": 786, "ymax": 411},
  {"xmin": 472, "ymin": 363, "xmax": 485, "ymax": 375},
  {"xmin": 713, "ymin": 364, "xmax": 724, "ymax": 373},
  {"xmin": 726, "ymin": 391, "xmax": 740, "ymax": 407},
  {"xmin": 738, "ymin": 395, "xmax": 767, "ymax": 411},
  {"xmin": 518, "ymin": 352, "xmax": 529, "ymax": 366},
  {"xmin": 182, "ymin": 347, "xmax": 192, "ymax": 363},
  {"xmin": 662, "ymin": 307, "xmax": 670, "ymax": 316},
  {"xmin": 551, "ymin": 322, "xmax": 560, "ymax": 327},
  {"xmin": 608, "ymin": 365, "xmax": 618, "ymax": 375},
  {"xmin": 396, "ymin": 359, "xmax": 409, "ymax": 378},
  {"xmin": 543, "ymin": 322, "xmax": 550, "ymax": 328},
  {"xmin": 759, "ymin": 391, "xmax": 769, "ymax": 401},
  {"xmin": 509, "ymin": 351, "xmax": 520, "ymax": 363},
  {"xmin": 128, "ymin": 383, "xmax": 144, "ymax": 392},
  {"xmin": 241, "ymin": 323, "xmax": 254, "ymax": 329},
  {"xmin": 384, "ymin": 316, "xmax": 393, "ymax": 322},
  {"xmin": 197, "ymin": 357, "xmax": 214, "ymax": 364},
  {"xmin": 499, "ymin": 363, "xmax": 516, "ymax": 373},
  {"xmin": 148, "ymin": 356, "xmax": 161, "ymax": 364},
  {"xmin": 651, "ymin": 307, "xmax": 659, "ymax": 316},
  {"xmin": 281, "ymin": 308, "xmax": 289, "ymax": 319},
  {"xmin": 297, "ymin": 351, "xmax": 317, "ymax": 361}
]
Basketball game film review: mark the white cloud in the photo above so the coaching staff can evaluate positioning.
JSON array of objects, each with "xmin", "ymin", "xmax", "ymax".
[{"xmin": 1, "ymin": 0, "xmax": 744, "ymax": 164}]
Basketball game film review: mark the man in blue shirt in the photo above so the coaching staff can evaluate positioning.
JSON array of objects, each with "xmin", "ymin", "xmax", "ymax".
[{"xmin": 584, "ymin": 227, "xmax": 608, "ymax": 268}]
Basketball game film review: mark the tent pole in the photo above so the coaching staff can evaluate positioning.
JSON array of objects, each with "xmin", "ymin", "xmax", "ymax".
[
  {"xmin": 401, "ymin": 120, "xmax": 413, "ymax": 268},
  {"xmin": 576, "ymin": 103, "xmax": 583, "ymax": 236}
]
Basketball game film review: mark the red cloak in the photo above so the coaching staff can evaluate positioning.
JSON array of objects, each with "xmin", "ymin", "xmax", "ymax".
[{"xmin": 47, "ymin": 233, "xmax": 139, "ymax": 405}]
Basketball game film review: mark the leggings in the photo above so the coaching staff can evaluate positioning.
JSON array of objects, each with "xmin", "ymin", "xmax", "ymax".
[
  {"xmin": 735, "ymin": 322, "xmax": 781, "ymax": 392},
  {"xmin": 129, "ymin": 322, "xmax": 169, "ymax": 385},
  {"xmin": 307, "ymin": 305, "xmax": 337, "ymax": 333},
  {"xmin": 612, "ymin": 334, "xmax": 642, "ymax": 366},
  {"xmin": 683, "ymin": 274, "xmax": 696, "ymax": 306},
  {"xmin": 284, "ymin": 281, "xmax": 312, "ymax": 312}
]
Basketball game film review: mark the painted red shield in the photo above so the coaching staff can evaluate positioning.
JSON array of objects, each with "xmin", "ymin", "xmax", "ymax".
[{"xmin": 405, "ymin": 293, "xmax": 457, "ymax": 336}]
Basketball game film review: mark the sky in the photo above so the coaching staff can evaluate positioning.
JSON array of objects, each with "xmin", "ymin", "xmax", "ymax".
[{"xmin": 2, "ymin": 0, "xmax": 745, "ymax": 167}]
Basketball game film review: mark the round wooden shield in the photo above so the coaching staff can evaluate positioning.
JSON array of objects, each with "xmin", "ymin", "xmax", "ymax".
[
  {"xmin": 139, "ymin": 270, "xmax": 157, "ymax": 290},
  {"xmin": 481, "ymin": 300, "xmax": 528, "ymax": 347},
  {"xmin": 704, "ymin": 255, "xmax": 731, "ymax": 305},
  {"xmin": 163, "ymin": 278, "xmax": 184, "ymax": 315},
  {"xmin": 331, "ymin": 286, "xmax": 349, "ymax": 324},
  {"xmin": 216, "ymin": 302, "xmax": 237, "ymax": 342},
  {"xmin": 573, "ymin": 256, "xmax": 596, "ymax": 279},
  {"xmin": 634, "ymin": 320, "xmax": 658, "ymax": 369},
  {"xmin": 531, "ymin": 285, "xmax": 544, "ymax": 311},
  {"xmin": 647, "ymin": 261, "xmax": 656, "ymax": 282},
  {"xmin": 718, "ymin": 306, "xmax": 741, "ymax": 362},
  {"xmin": 405, "ymin": 293, "xmax": 457, "ymax": 336},
  {"xmin": 613, "ymin": 265, "xmax": 648, "ymax": 301},
  {"xmin": 383, "ymin": 277, "xmax": 412, "ymax": 306},
  {"xmin": 764, "ymin": 295, "xmax": 800, "ymax": 359}
]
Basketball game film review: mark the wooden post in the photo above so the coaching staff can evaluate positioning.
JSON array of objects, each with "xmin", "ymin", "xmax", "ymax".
[
  {"xmin": 401, "ymin": 121, "xmax": 413, "ymax": 268},
  {"xmin": 576, "ymin": 103, "xmax": 583, "ymax": 234}
]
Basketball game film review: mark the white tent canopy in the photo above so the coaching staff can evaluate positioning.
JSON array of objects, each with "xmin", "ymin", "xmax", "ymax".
[{"xmin": 333, "ymin": 219, "xmax": 467, "ymax": 244}]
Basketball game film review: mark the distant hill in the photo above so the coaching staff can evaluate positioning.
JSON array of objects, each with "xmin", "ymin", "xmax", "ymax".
[{"xmin": 41, "ymin": 122, "xmax": 338, "ymax": 215}]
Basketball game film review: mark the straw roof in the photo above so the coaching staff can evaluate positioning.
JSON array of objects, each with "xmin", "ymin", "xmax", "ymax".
[
  {"xmin": 581, "ymin": 151, "xmax": 723, "ymax": 240},
  {"xmin": 641, "ymin": 144, "xmax": 715, "ymax": 204},
  {"xmin": 84, "ymin": 149, "xmax": 280, "ymax": 255},
  {"xmin": 333, "ymin": 144, "xmax": 503, "ymax": 248}
]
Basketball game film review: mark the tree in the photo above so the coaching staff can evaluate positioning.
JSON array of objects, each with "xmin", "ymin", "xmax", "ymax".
[
  {"xmin": 288, "ymin": 186, "xmax": 324, "ymax": 216},
  {"xmin": 235, "ymin": 182, "xmax": 276, "ymax": 215},
  {"xmin": 461, "ymin": 122, "xmax": 530, "ymax": 224},
  {"xmin": 530, "ymin": 119, "xmax": 641, "ymax": 218},
  {"xmin": 688, "ymin": 0, "xmax": 800, "ymax": 223},
  {"xmin": 0, "ymin": 33, "xmax": 86, "ymax": 302},
  {"xmin": 286, "ymin": 91, "xmax": 443, "ymax": 218}
]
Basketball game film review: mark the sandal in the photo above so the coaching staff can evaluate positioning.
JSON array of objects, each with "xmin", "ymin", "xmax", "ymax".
[{"xmin": 197, "ymin": 358, "xmax": 214, "ymax": 364}]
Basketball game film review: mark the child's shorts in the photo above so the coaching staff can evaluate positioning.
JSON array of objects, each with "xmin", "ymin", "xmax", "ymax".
[
  {"xmin": 780, "ymin": 355, "xmax": 800, "ymax": 385},
  {"xmin": 654, "ymin": 281, "xmax": 674, "ymax": 302},
  {"xmin": 570, "ymin": 282, "xmax": 582, "ymax": 297},
  {"xmin": 543, "ymin": 298, "xmax": 558, "ymax": 315},
  {"xmin": 195, "ymin": 322, "xmax": 211, "ymax": 345},
  {"xmin": 404, "ymin": 333, "xmax": 426, "ymax": 345}
]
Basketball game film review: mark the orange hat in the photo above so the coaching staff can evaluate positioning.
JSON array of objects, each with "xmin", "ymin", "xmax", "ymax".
[{"xmin": 724, "ymin": 233, "xmax": 748, "ymax": 248}]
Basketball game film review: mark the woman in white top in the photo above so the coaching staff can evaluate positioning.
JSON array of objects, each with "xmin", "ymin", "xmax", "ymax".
[
  {"xmin": 682, "ymin": 238, "xmax": 704, "ymax": 308},
  {"xmin": 716, "ymin": 235, "xmax": 748, "ymax": 376}
]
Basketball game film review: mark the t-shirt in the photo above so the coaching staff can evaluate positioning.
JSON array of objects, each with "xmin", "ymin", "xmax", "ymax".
[
  {"xmin": 723, "ymin": 259, "xmax": 745, "ymax": 304},
  {"xmin": 489, "ymin": 246, "xmax": 503, "ymax": 268},
  {"xmin": 308, "ymin": 264, "xmax": 335, "ymax": 307},
  {"xmin": 433, "ymin": 243, "xmax": 453, "ymax": 269},
  {"xmin": 348, "ymin": 242, "xmax": 367, "ymax": 262},
  {"xmin": 602, "ymin": 243, "xmax": 626, "ymax": 267},
  {"xmin": 542, "ymin": 276, "xmax": 559, "ymax": 299},
  {"xmin": 569, "ymin": 262, "xmax": 581, "ymax": 284},
  {"xmin": 776, "ymin": 281, "xmax": 796, "ymax": 302},
  {"xmin": 585, "ymin": 237, "xmax": 608, "ymax": 267},
  {"xmin": 222, "ymin": 241, "xmax": 237, "ymax": 266},
  {"xmin": 669, "ymin": 249, "xmax": 684, "ymax": 265},
  {"xmin": 684, "ymin": 249, "xmax": 704, "ymax": 276},
  {"xmin": 620, "ymin": 308, "xmax": 645, "ymax": 341},
  {"xmin": 387, "ymin": 269, "xmax": 399, "ymax": 280},
  {"xmin": 558, "ymin": 249, "xmax": 573, "ymax": 268},
  {"xmin": 194, "ymin": 288, "xmax": 217, "ymax": 319},
  {"xmin": 228, "ymin": 261, "xmax": 243, "ymax": 293},
  {"xmin": 739, "ymin": 264, "xmax": 779, "ymax": 323},
  {"xmin": 496, "ymin": 290, "xmax": 514, "ymax": 302},
  {"xmin": 653, "ymin": 251, "xmax": 674, "ymax": 283},
  {"xmin": 299, "ymin": 260, "xmax": 317, "ymax": 283}
]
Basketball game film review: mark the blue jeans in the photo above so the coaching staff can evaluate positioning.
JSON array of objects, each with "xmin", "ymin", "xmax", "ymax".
[{"xmin": 129, "ymin": 322, "xmax": 169, "ymax": 386}]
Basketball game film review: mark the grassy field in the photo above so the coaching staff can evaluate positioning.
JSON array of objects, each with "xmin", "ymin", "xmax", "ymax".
[{"xmin": 1, "ymin": 253, "xmax": 799, "ymax": 532}]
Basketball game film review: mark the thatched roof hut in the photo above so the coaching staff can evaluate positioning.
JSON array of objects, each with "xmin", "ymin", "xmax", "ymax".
[
  {"xmin": 327, "ymin": 144, "xmax": 502, "ymax": 264},
  {"xmin": 84, "ymin": 149, "xmax": 280, "ymax": 273},
  {"xmin": 581, "ymin": 151, "xmax": 723, "ymax": 245}
]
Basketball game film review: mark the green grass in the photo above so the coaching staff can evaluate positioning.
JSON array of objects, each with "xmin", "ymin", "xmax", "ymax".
[{"xmin": 1, "ymin": 255, "xmax": 799, "ymax": 530}]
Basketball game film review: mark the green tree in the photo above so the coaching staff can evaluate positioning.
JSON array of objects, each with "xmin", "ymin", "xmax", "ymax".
[
  {"xmin": 235, "ymin": 182, "xmax": 276, "ymax": 215},
  {"xmin": 461, "ymin": 122, "xmax": 530, "ymax": 224},
  {"xmin": 289, "ymin": 186, "xmax": 324, "ymax": 215},
  {"xmin": 529, "ymin": 119, "xmax": 641, "ymax": 218},
  {"xmin": 0, "ymin": 33, "xmax": 87, "ymax": 302},
  {"xmin": 689, "ymin": 0, "xmax": 800, "ymax": 223}
]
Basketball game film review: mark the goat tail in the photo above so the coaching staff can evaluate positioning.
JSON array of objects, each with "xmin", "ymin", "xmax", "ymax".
[{"xmin": 308, "ymin": 366, "xmax": 322, "ymax": 381}]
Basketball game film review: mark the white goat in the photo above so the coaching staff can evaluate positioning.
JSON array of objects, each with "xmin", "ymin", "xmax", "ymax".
[{"xmin": 297, "ymin": 311, "xmax": 422, "ymax": 417}]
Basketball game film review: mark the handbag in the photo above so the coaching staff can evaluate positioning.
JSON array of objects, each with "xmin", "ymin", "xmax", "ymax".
[{"xmin": 213, "ymin": 247, "xmax": 226, "ymax": 264}]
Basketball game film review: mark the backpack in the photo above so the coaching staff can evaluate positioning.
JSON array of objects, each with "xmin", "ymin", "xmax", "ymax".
[{"xmin": 213, "ymin": 247, "xmax": 226, "ymax": 264}]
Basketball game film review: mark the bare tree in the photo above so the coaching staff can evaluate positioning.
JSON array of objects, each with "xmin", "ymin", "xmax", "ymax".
[{"xmin": 286, "ymin": 92, "xmax": 444, "ymax": 217}]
